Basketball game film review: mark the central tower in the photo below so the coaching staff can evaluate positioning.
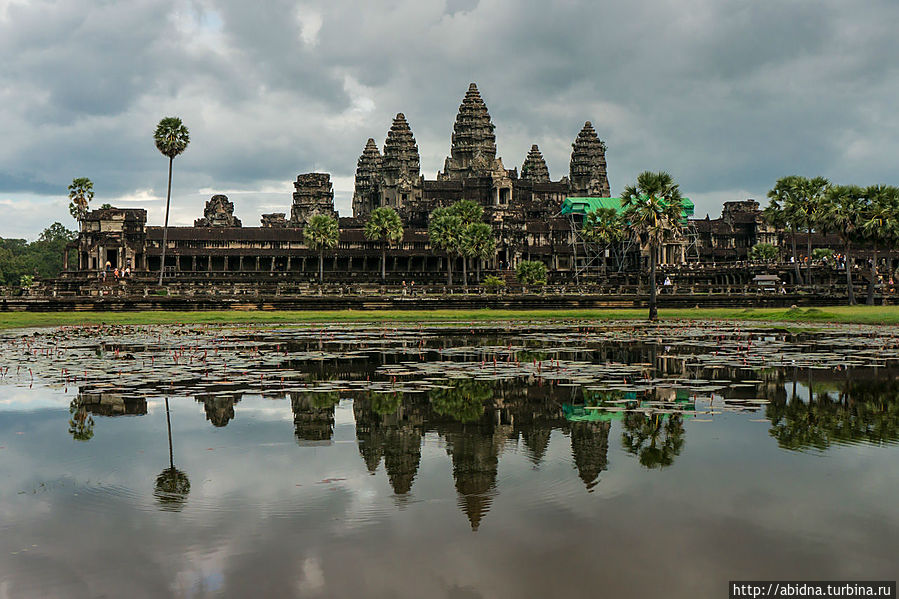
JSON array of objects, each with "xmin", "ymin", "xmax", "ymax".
[{"xmin": 440, "ymin": 83, "xmax": 502, "ymax": 181}]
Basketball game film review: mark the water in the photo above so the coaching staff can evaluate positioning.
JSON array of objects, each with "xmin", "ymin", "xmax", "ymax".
[{"xmin": 1, "ymin": 322, "xmax": 898, "ymax": 598}]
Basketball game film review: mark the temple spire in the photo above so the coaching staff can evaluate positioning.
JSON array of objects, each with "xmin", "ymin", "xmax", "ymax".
[
  {"xmin": 520, "ymin": 144, "xmax": 550, "ymax": 182},
  {"xmin": 381, "ymin": 113, "xmax": 421, "ymax": 187},
  {"xmin": 352, "ymin": 138, "xmax": 382, "ymax": 219},
  {"xmin": 569, "ymin": 121, "xmax": 610, "ymax": 197},
  {"xmin": 441, "ymin": 82, "xmax": 498, "ymax": 180}
]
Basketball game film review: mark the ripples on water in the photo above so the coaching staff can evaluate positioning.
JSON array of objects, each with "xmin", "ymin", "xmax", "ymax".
[{"xmin": 1, "ymin": 322, "xmax": 898, "ymax": 597}]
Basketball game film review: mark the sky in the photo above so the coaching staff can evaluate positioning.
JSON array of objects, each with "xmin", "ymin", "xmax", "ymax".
[{"xmin": 1, "ymin": 0, "xmax": 898, "ymax": 240}]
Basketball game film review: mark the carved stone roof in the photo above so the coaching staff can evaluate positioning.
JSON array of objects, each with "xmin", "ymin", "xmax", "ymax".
[
  {"xmin": 352, "ymin": 138, "xmax": 382, "ymax": 218},
  {"xmin": 520, "ymin": 145, "xmax": 550, "ymax": 182},
  {"xmin": 569, "ymin": 121, "xmax": 610, "ymax": 197},
  {"xmin": 381, "ymin": 113, "xmax": 420, "ymax": 187},
  {"xmin": 441, "ymin": 83, "xmax": 499, "ymax": 180}
]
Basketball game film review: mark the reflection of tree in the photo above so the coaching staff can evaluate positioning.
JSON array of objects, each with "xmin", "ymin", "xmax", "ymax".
[
  {"xmin": 291, "ymin": 392, "xmax": 339, "ymax": 444},
  {"xmin": 767, "ymin": 376, "xmax": 899, "ymax": 451},
  {"xmin": 155, "ymin": 397, "xmax": 190, "ymax": 511},
  {"xmin": 68, "ymin": 397, "xmax": 95, "ymax": 441},
  {"xmin": 430, "ymin": 379, "xmax": 492, "ymax": 423},
  {"xmin": 569, "ymin": 421, "xmax": 610, "ymax": 490},
  {"xmin": 622, "ymin": 413, "xmax": 685, "ymax": 469},
  {"xmin": 371, "ymin": 391, "xmax": 403, "ymax": 416}
]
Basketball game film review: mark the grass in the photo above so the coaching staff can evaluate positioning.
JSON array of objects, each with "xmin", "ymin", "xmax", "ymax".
[{"xmin": 1, "ymin": 305, "xmax": 899, "ymax": 329}]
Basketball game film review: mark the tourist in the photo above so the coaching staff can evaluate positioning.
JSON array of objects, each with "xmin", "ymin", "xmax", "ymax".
[
  {"xmin": 402, "ymin": 281, "xmax": 407, "ymax": 296},
  {"xmin": 410, "ymin": 280, "xmax": 415, "ymax": 296}
]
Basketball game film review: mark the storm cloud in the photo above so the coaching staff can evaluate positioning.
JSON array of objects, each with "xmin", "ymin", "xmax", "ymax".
[{"xmin": 1, "ymin": 0, "xmax": 898, "ymax": 238}]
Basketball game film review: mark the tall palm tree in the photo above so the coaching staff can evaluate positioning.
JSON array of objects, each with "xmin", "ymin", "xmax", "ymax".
[
  {"xmin": 797, "ymin": 176, "xmax": 830, "ymax": 286},
  {"xmin": 428, "ymin": 207, "xmax": 463, "ymax": 286},
  {"xmin": 363, "ymin": 207, "xmax": 404, "ymax": 282},
  {"xmin": 861, "ymin": 185, "xmax": 899, "ymax": 305},
  {"xmin": 767, "ymin": 176, "xmax": 804, "ymax": 285},
  {"xmin": 822, "ymin": 184, "xmax": 865, "ymax": 305},
  {"xmin": 449, "ymin": 200, "xmax": 484, "ymax": 288},
  {"xmin": 67, "ymin": 177, "xmax": 94, "ymax": 228},
  {"xmin": 582, "ymin": 207, "xmax": 624, "ymax": 273},
  {"xmin": 620, "ymin": 171, "xmax": 684, "ymax": 321},
  {"xmin": 303, "ymin": 213, "xmax": 339, "ymax": 284},
  {"xmin": 461, "ymin": 222, "xmax": 495, "ymax": 284},
  {"xmin": 154, "ymin": 117, "xmax": 190, "ymax": 286}
]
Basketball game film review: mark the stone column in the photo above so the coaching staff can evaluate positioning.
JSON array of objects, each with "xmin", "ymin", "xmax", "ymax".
[
  {"xmin": 287, "ymin": 256, "xmax": 292, "ymax": 272},
  {"xmin": 208, "ymin": 256, "xmax": 212, "ymax": 271},
  {"xmin": 192, "ymin": 256, "xmax": 197, "ymax": 271},
  {"xmin": 255, "ymin": 256, "xmax": 260, "ymax": 271},
  {"xmin": 239, "ymin": 256, "xmax": 244, "ymax": 271}
]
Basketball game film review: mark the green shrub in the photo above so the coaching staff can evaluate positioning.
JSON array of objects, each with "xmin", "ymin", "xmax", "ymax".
[
  {"xmin": 749, "ymin": 243, "xmax": 778, "ymax": 263},
  {"xmin": 516, "ymin": 261, "xmax": 547, "ymax": 288},
  {"xmin": 482, "ymin": 275, "xmax": 505, "ymax": 293},
  {"xmin": 812, "ymin": 248, "xmax": 834, "ymax": 261}
]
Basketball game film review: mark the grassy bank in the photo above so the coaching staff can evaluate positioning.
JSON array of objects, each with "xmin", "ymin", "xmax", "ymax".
[{"xmin": 1, "ymin": 306, "xmax": 898, "ymax": 329}]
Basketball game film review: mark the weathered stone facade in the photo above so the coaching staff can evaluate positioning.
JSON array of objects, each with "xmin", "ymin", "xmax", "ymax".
[
  {"xmin": 194, "ymin": 195, "xmax": 242, "ymax": 228},
  {"xmin": 289, "ymin": 173, "xmax": 337, "ymax": 226},
  {"xmin": 569, "ymin": 121, "xmax": 610, "ymax": 198}
]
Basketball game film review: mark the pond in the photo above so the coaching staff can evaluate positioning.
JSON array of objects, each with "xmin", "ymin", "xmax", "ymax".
[{"xmin": 1, "ymin": 321, "xmax": 898, "ymax": 598}]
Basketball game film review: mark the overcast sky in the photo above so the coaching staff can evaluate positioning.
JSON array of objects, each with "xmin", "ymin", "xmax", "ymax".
[{"xmin": 1, "ymin": 0, "xmax": 898, "ymax": 239}]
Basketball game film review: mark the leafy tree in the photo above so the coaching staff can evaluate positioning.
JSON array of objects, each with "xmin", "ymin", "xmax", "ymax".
[
  {"xmin": 370, "ymin": 391, "xmax": 403, "ymax": 416},
  {"xmin": 303, "ymin": 213, "xmax": 339, "ymax": 283},
  {"xmin": 821, "ymin": 184, "xmax": 865, "ymax": 305},
  {"xmin": 449, "ymin": 200, "xmax": 485, "ymax": 288},
  {"xmin": 481, "ymin": 274, "xmax": 505, "ymax": 293},
  {"xmin": 154, "ymin": 116, "xmax": 190, "ymax": 285},
  {"xmin": 812, "ymin": 248, "xmax": 834, "ymax": 262},
  {"xmin": 99, "ymin": 203, "xmax": 113, "ymax": 210},
  {"xmin": 363, "ymin": 206, "xmax": 404, "ymax": 282},
  {"xmin": 461, "ymin": 222, "xmax": 495, "ymax": 284},
  {"xmin": 582, "ymin": 207, "xmax": 624, "ymax": 272},
  {"xmin": 39, "ymin": 222, "xmax": 77, "ymax": 243},
  {"xmin": 749, "ymin": 242, "xmax": 778, "ymax": 263},
  {"xmin": 622, "ymin": 412, "xmax": 685, "ymax": 469},
  {"xmin": 430, "ymin": 379, "xmax": 492, "ymax": 423},
  {"xmin": 0, "ymin": 223, "xmax": 77, "ymax": 286},
  {"xmin": 68, "ymin": 177, "xmax": 94, "ymax": 224},
  {"xmin": 516, "ymin": 260, "xmax": 547, "ymax": 289},
  {"xmin": 765, "ymin": 176, "xmax": 804, "ymax": 284},
  {"xmin": 428, "ymin": 207, "xmax": 463, "ymax": 286},
  {"xmin": 620, "ymin": 171, "xmax": 684, "ymax": 321},
  {"xmin": 861, "ymin": 185, "xmax": 899, "ymax": 305}
]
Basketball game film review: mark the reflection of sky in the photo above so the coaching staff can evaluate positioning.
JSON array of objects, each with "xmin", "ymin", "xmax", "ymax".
[{"xmin": 1, "ymin": 391, "xmax": 897, "ymax": 598}]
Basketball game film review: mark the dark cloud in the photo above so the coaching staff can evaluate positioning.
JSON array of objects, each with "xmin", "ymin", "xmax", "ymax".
[{"xmin": 1, "ymin": 0, "xmax": 899, "ymax": 238}]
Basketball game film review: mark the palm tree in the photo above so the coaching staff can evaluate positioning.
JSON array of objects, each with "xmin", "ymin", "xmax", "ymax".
[
  {"xmin": 620, "ymin": 171, "xmax": 684, "ymax": 321},
  {"xmin": 821, "ymin": 185, "xmax": 865, "ymax": 305},
  {"xmin": 67, "ymin": 177, "xmax": 94, "ymax": 227},
  {"xmin": 861, "ymin": 185, "xmax": 899, "ymax": 305},
  {"xmin": 449, "ymin": 200, "xmax": 484, "ymax": 288},
  {"xmin": 766, "ymin": 176, "xmax": 805, "ymax": 285},
  {"xmin": 363, "ymin": 207, "xmax": 404, "ymax": 282},
  {"xmin": 154, "ymin": 117, "xmax": 190, "ymax": 286},
  {"xmin": 303, "ymin": 213, "xmax": 339, "ymax": 284},
  {"xmin": 581, "ymin": 207, "xmax": 624, "ymax": 273},
  {"xmin": 797, "ymin": 176, "xmax": 830, "ymax": 286},
  {"xmin": 154, "ymin": 397, "xmax": 190, "ymax": 511},
  {"xmin": 428, "ymin": 208, "xmax": 463, "ymax": 286},
  {"xmin": 461, "ymin": 222, "xmax": 495, "ymax": 284}
]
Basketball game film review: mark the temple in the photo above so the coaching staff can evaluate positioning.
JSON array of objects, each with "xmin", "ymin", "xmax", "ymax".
[{"xmin": 58, "ymin": 82, "xmax": 779, "ymax": 292}]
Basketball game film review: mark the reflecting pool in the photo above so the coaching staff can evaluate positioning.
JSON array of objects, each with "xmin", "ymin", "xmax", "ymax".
[{"xmin": 1, "ymin": 322, "xmax": 898, "ymax": 598}]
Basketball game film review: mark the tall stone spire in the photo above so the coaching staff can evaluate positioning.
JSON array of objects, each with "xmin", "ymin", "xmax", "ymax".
[
  {"xmin": 381, "ymin": 113, "xmax": 420, "ymax": 188},
  {"xmin": 569, "ymin": 121, "xmax": 610, "ymax": 197},
  {"xmin": 352, "ymin": 138, "xmax": 382, "ymax": 219},
  {"xmin": 441, "ymin": 82, "xmax": 498, "ymax": 180},
  {"xmin": 520, "ymin": 144, "xmax": 550, "ymax": 182}
]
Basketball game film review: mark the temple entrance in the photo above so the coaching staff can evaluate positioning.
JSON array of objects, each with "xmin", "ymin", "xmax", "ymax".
[{"xmin": 104, "ymin": 247, "xmax": 119, "ymax": 269}]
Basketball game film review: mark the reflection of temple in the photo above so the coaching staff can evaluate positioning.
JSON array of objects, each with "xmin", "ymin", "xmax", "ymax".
[
  {"xmin": 353, "ymin": 395, "xmax": 424, "ymax": 495},
  {"xmin": 196, "ymin": 394, "xmax": 239, "ymax": 427},
  {"xmin": 568, "ymin": 421, "xmax": 610, "ymax": 491},
  {"xmin": 79, "ymin": 392, "xmax": 147, "ymax": 416},
  {"xmin": 290, "ymin": 393, "xmax": 338, "ymax": 445}
]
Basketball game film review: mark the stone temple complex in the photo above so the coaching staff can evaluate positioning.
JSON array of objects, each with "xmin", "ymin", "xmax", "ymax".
[{"xmin": 59, "ymin": 82, "xmax": 778, "ymax": 291}]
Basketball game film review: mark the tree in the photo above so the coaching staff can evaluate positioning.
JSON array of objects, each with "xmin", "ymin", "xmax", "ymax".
[
  {"xmin": 516, "ymin": 260, "xmax": 547, "ymax": 290},
  {"xmin": 461, "ymin": 222, "xmax": 495, "ymax": 284},
  {"xmin": 449, "ymin": 200, "xmax": 484, "ymax": 288},
  {"xmin": 581, "ymin": 207, "xmax": 624, "ymax": 272},
  {"xmin": 620, "ymin": 171, "xmax": 684, "ymax": 321},
  {"xmin": 821, "ymin": 184, "xmax": 865, "ymax": 305},
  {"xmin": 303, "ymin": 213, "xmax": 339, "ymax": 283},
  {"xmin": 428, "ymin": 207, "xmax": 463, "ymax": 286},
  {"xmin": 749, "ymin": 242, "xmax": 778, "ymax": 263},
  {"xmin": 766, "ymin": 176, "xmax": 805, "ymax": 285},
  {"xmin": 797, "ymin": 177, "xmax": 830, "ymax": 285},
  {"xmin": 39, "ymin": 222, "xmax": 77, "ymax": 243},
  {"xmin": 154, "ymin": 116, "xmax": 190, "ymax": 286},
  {"xmin": 68, "ymin": 177, "xmax": 94, "ymax": 225},
  {"xmin": 363, "ymin": 207, "xmax": 404, "ymax": 282},
  {"xmin": 861, "ymin": 185, "xmax": 899, "ymax": 305}
]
